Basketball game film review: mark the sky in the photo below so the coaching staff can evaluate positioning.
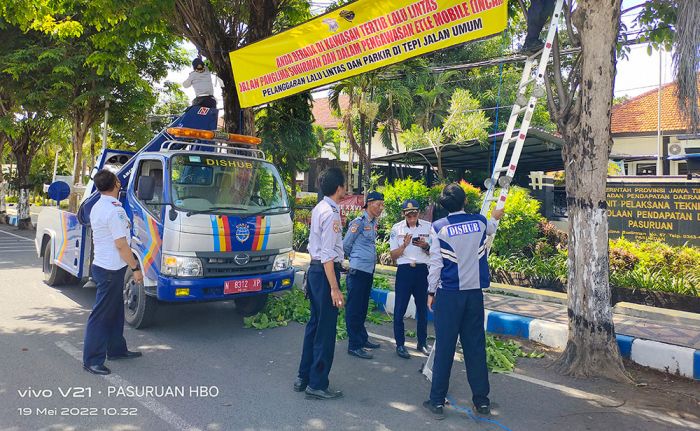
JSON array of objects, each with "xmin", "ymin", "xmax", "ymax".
[{"xmin": 162, "ymin": 0, "xmax": 676, "ymax": 111}]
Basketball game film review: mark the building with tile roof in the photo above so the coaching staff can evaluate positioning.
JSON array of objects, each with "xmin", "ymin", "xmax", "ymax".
[{"xmin": 610, "ymin": 77, "xmax": 700, "ymax": 176}]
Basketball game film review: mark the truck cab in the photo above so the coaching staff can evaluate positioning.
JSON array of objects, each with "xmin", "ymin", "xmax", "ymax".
[{"xmin": 36, "ymin": 108, "xmax": 295, "ymax": 328}]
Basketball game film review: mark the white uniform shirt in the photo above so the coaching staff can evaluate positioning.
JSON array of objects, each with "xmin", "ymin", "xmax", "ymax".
[
  {"xmin": 182, "ymin": 69, "xmax": 222, "ymax": 97},
  {"xmin": 389, "ymin": 219, "xmax": 432, "ymax": 265},
  {"xmin": 90, "ymin": 195, "xmax": 131, "ymax": 270},
  {"xmin": 307, "ymin": 196, "xmax": 344, "ymax": 263}
]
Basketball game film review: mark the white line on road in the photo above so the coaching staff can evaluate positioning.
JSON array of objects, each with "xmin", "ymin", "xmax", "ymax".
[
  {"xmin": 0, "ymin": 229, "xmax": 34, "ymax": 242},
  {"xmin": 366, "ymin": 331, "xmax": 700, "ymax": 430},
  {"xmin": 55, "ymin": 340, "xmax": 202, "ymax": 431}
]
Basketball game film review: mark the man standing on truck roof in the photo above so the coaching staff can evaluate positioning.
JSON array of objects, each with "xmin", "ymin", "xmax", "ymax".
[
  {"xmin": 82, "ymin": 169, "xmax": 144, "ymax": 375},
  {"xmin": 294, "ymin": 167, "xmax": 346, "ymax": 400},
  {"xmin": 183, "ymin": 57, "xmax": 221, "ymax": 109}
]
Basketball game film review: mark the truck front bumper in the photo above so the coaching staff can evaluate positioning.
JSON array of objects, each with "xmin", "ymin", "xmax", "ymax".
[{"xmin": 155, "ymin": 268, "xmax": 295, "ymax": 302}]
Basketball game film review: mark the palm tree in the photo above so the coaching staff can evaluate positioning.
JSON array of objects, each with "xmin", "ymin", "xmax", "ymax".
[
  {"xmin": 412, "ymin": 70, "xmax": 460, "ymax": 130},
  {"xmin": 313, "ymin": 125, "xmax": 342, "ymax": 160}
]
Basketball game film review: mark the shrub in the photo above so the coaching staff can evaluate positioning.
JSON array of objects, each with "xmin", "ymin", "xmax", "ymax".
[
  {"xmin": 295, "ymin": 194, "xmax": 318, "ymax": 208},
  {"xmin": 293, "ymin": 208, "xmax": 311, "ymax": 224},
  {"xmin": 383, "ymin": 178, "xmax": 430, "ymax": 226},
  {"xmin": 293, "ymin": 222, "xmax": 310, "ymax": 252},
  {"xmin": 5, "ymin": 196, "xmax": 18, "ymax": 204},
  {"xmin": 538, "ymin": 220, "xmax": 568, "ymax": 249},
  {"xmin": 489, "ymin": 186, "xmax": 544, "ymax": 256},
  {"xmin": 459, "ymin": 180, "xmax": 482, "ymax": 213}
]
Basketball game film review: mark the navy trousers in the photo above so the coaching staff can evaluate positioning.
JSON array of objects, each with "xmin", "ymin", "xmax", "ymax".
[
  {"xmin": 345, "ymin": 268, "xmax": 374, "ymax": 351},
  {"xmin": 429, "ymin": 289, "xmax": 490, "ymax": 407},
  {"xmin": 393, "ymin": 264, "xmax": 428, "ymax": 348},
  {"xmin": 526, "ymin": 0, "xmax": 556, "ymax": 45},
  {"xmin": 298, "ymin": 264, "xmax": 340, "ymax": 390},
  {"xmin": 83, "ymin": 265, "xmax": 128, "ymax": 366}
]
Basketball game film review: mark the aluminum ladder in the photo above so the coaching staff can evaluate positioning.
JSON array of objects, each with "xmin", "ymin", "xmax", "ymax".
[{"xmin": 421, "ymin": 0, "xmax": 565, "ymax": 382}]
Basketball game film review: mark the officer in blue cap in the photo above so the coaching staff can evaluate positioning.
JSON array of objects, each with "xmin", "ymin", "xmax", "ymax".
[
  {"xmin": 389, "ymin": 199, "xmax": 433, "ymax": 359},
  {"xmin": 343, "ymin": 191, "xmax": 384, "ymax": 360}
]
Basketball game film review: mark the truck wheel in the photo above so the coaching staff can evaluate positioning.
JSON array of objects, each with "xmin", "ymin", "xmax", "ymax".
[
  {"xmin": 234, "ymin": 294, "xmax": 268, "ymax": 317},
  {"xmin": 43, "ymin": 241, "xmax": 68, "ymax": 286},
  {"xmin": 123, "ymin": 268, "xmax": 158, "ymax": 329}
]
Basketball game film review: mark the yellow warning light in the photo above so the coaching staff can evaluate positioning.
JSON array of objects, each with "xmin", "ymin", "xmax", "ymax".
[{"xmin": 166, "ymin": 127, "xmax": 261, "ymax": 145}]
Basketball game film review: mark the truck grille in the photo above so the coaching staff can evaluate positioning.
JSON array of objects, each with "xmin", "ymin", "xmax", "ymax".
[{"xmin": 196, "ymin": 250, "xmax": 276, "ymax": 278}]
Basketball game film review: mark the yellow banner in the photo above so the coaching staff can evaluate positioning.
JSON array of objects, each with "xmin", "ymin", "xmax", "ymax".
[{"xmin": 230, "ymin": 0, "xmax": 508, "ymax": 108}]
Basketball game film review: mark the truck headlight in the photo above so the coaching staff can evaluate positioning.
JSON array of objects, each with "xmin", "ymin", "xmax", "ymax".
[
  {"xmin": 162, "ymin": 254, "xmax": 203, "ymax": 277},
  {"xmin": 273, "ymin": 251, "xmax": 293, "ymax": 271}
]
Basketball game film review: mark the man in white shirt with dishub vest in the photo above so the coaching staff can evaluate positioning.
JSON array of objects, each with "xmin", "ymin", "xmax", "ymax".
[
  {"xmin": 389, "ymin": 199, "xmax": 432, "ymax": 359},
  {"xmin": 83, "ymin": 169, "xmax": 143, "ymax": 375},
  {"xmin": 294, "ymin": 167, "xmax": 346, "ymax": 400},
  {"xmin": 422, "ymin": 184, "xmax": 503, "ymax": 420}
]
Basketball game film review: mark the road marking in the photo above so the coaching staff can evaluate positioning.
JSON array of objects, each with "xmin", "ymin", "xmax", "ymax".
[
  {"xmin": 366, "ymin": 331, "xmax": 700, "ymax": 430},
  {"xmin": 0, "ymin": 229, "xmax": 34, "ymax": 242},
  {"xmin": 55, "ymin": 341, "xmax": 202, "ymax": 431}
]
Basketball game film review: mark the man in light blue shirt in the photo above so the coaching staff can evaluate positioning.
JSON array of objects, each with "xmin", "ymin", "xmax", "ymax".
[
  {"xmin": 295, "ymin": 167, "xmax": 346, "ymax": 400},
  {"xmin": 343, "ymin": 191, "xmax": 384, "ymax": 360}
]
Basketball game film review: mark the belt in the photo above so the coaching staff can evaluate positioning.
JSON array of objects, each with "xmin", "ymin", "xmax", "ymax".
[
  {"xmin": 310, "ymin": 259, "xmax": 342, "ymax": 270},
  {"xmin": 398, "ymin": 263, "xmax": 428, "ymax": 269}
]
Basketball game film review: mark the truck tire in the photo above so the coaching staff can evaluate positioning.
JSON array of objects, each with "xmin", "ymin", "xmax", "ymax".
[
  {"xmin": 234, "ymin": 294, "xmax": 268, "ymax": 317},
  {"xmin": 123, "ymin": 268, "xmax": 158, "ymax": 329},
  {"xmin": 43, "ymin": 241, "xmax": 69, "ymax": 286}
]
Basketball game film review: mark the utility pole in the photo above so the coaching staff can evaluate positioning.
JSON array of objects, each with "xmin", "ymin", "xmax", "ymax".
[{"xmin": 656, "ymin": 48, "xmax": 663, "ymax": 175}]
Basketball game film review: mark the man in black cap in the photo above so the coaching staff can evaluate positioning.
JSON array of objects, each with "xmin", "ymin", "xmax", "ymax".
[
  {"xmin": 183, "ymin": 58, "xmax": 219, "ymax": 108},
  {"xmin": 343, "ymin": 191, "xmax": 384, "ymax": 359},
  {"xmin": 389, "ymin": 199, "xmax": 432, "ymax": 359}
]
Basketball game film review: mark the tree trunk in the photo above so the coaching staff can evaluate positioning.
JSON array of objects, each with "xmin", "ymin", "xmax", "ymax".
[
  {"xmin": 553, "ymin": 0, "xmax": 629, "ymax": 381},
  {"xmin": 12, "ymin": 141, "xmax": 33, "ymax": 230},
  {"xmin": 68, "ymin": 118, "xmax": 89, "ymax": 213}
]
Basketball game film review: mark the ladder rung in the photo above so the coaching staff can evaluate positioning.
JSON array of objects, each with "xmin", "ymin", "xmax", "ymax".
[
  {"xmin": 518, "ymin": 77, "xmax": 536, "ymax": 90},
  {"xmin": 493, "ymin": 166, "xmax": 509, "ymax": 173},
  {"xmin": 512, "ymin": 105, "xmax": 528, "ymax": 116}
]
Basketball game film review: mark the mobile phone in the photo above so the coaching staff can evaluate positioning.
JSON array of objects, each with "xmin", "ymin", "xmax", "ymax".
[{"xmin": 411, "ymin": 237, "xmax": 420, "ymax": 244}]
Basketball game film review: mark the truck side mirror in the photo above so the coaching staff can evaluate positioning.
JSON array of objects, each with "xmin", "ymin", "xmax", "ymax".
[{"xmin": 137, "ymin": 176, "xmax": 155, "ymax": 202}]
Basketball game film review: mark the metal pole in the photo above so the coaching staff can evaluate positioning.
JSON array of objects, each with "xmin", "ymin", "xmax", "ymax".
[
  {"xmin": 52, "ymin": 148, "xmax": 60, "ymax": 183},
  {"xmin": 656, "ymin": 48, "xmax": 663, "ymax": 175},
  {"xmin": 102, "ymin": 100, "xmax": 110, "ymax": 152}
]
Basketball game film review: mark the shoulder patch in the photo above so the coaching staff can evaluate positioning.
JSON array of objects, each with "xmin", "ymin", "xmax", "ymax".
[
  {"xmin": 350, "ymin": 224, "xmax": 358, "ymax": 233},
  {"xmin": 333, "ymin": 221, "xmax": 341, "ymax": 233},
  {"xmin": 111, "ymin": 201, "xmax": 122, "ymax": 207}
]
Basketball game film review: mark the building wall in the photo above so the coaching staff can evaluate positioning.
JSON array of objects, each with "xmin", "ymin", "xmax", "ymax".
[{"xmin": 612, "ymin": 134, "xmax": 690, "ymax": 176}]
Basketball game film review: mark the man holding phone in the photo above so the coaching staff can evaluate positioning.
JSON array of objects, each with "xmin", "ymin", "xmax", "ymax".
[{"xmin": 389, "ymin": 199, "xmax": 432, "ymax": 359}]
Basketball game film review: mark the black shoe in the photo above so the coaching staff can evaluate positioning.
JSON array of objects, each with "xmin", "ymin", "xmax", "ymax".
[
  {"xmin": 416, "ymin": 345, "xmax": 430, "ymax": 356},
  {"xmin": 293, "ymin": 377, "xmax": 308, "ymax": 392},
  {"xmin": 305, "ymin": 387, "xmax": 343, "ymax": 400},
  {"xmin": 423, "ymin": 400, "xmax": 445, "ymax": 420},
  {"xmin": 521, "ymin": 39, "xmax": 545, "ymax": 55},
  {"xmin": 363, "ymin": 340, "xmax": 381, "ymax": 349},
  {"xmin": 107, "ymin": 350, "xmax": 142, "ymax": 360},
  {"xmin": 348, "ymin": 348, "xmax": 373, "ymax": 359},
  {"xmin": 475, "ymin": 404, "xmax": 491, "ymax": 415},
  {"xmin": 83, "ymin": 364, "xmax": 111, "ymax": 375},
  {"xmin": 396, "ymin": 346, "xmax": 411, "ymax": 359}
]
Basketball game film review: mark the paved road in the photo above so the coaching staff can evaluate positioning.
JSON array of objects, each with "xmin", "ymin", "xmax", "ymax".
[{"xmin": 0, "ymin": 225, "xmax": 698, "ymax": 431}]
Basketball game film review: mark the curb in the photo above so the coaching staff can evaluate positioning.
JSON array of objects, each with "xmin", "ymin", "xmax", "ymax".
[{"xmin": 370, "ymin": 288, "xmax": 700, "ymax": 380}]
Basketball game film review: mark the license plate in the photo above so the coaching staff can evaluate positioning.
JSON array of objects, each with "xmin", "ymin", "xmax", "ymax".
[{"xmin": 224, "ymin": 278, "xmax": 263, "ymax": 295}]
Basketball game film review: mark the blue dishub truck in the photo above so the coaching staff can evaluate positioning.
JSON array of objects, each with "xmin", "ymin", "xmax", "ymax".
[{"xmin": 35, "ymin": 107, "xmax": 295, "ymax": 328}]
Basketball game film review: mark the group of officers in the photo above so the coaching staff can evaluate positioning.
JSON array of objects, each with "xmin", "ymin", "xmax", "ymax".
[{"xmin": 295, "ymin": 167, "xmax": 504, "ymax": 421}]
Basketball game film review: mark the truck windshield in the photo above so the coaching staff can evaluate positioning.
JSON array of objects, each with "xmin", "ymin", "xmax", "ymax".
[{"xmin": 170, "ymin": 154, "xmax": 289, "ymax": 215}]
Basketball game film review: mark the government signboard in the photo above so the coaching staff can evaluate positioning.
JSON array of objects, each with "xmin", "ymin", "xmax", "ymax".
[
  {"xmin": 230, "ymin": 0, "xmax": 507, "ymax": 107},
  {"xmin": 606, "ymin": 180, "xmax": 700, "ymax": 246}
]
